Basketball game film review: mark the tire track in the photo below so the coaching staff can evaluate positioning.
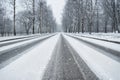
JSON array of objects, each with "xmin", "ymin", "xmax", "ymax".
[{"xmin": 42, "ymin": 35, "xmax": 98, "ymax": 80}]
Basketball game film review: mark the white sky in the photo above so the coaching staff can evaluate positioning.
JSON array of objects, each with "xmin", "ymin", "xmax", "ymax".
[{"xmin": 46, "ymin": 0, "xmax": 66, "ymax": 25}]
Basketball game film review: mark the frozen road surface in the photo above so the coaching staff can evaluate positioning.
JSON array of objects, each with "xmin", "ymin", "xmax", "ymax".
[{"xmin": 0, "ymin": 33, "xmax": 120, "ymax": 80}]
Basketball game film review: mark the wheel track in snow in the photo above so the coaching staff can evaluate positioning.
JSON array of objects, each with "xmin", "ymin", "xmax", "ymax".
[{"xmin": 42, "ymin": 34, "xmax": 99, "ymax": 80}]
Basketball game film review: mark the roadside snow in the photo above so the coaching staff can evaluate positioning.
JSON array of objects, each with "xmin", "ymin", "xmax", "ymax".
[
  {"xmin": 0, "ymin": 34, "xmax": 54, "ymax": 54},
  {"xmin": 0, "ymin": 33, "xmax": 51, "ymax": 42},
  {"xmin": 0, "ymin": 36, "xmax": 27, "ymax": 41},
  {"xmin": 0, "ymin": 34, "xmax": 60, "ymax": 80},
  {"xmin": 69, "ymin": 34, "xmax": 120, "ymax": 52},
  {"xmin": 0, "ymin": 36, "xmax": 39, "ymax": 47},
  {"xmin": 75, "ymin": 33, "xmax": 120, "ymax": 42},
  {"xmin": 0, "ymin": 34, "xmax": 42, "ymax": 41},
  {"xmin": 64, "ymin": 34, "xmax": 120, "ymax": 80}
]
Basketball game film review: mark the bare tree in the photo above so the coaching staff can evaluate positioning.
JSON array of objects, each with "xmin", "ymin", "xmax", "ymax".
[
  {"xmin": 13, "ymin": 0, "xmax": 16, "ymax": 35},
  {"xmin": 32, "ymin": 0, "xmax": 35, "ymax": 34},
  {"xmin": 95, "ymin": 0, "xmax": 100, "ymax": 33},
  {"xmin": 37, "ymin": 0, "xmax": 44, "ymax": 33},
  {"xmin": 9, "ymin": 0, "xmax": 16, "ymax": 35},
  {"xmin": 17, "ymin": 10, "xmax": 33, "ymax": 35},
  {"xmin": 0, "ymin": 1, "xmax": 5, "ymax": 36},
  {"xmin": 102, "ymin": 0, "xmax": 120, "ymax": 33},
  {"xmin": 36, "ymin": 0, "xmax": 56, "ymax": 33}
]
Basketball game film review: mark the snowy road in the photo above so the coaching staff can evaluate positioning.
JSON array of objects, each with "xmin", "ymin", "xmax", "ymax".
[
  {"xmin": 42, "ymin": 35, "xmax": 98, "ymax": 80},
  {"xmin": 64, "ymin": 34, "xmax": 120, "ymax": 80},
  {"xmin": 0, "ymin": 34, "xmax": 60, "ymax": 80},
  {"xmin": 67, "ymin": 34, "xmax": 120, "ymax": 62},
  {"xmin": 0, "ymin": 33, "xmax": 120, "ymax": 80},
  {"xmin": 0, "ymin": 35, "xmax": 42, "ymax": 47},
  {"xmin": 0, "ymin": 34, "xmax": 55, "ymax": 68}
]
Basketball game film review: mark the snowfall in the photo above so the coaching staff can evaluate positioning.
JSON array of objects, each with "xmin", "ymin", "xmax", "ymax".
[{"xmin": 0, "ymin": 33, "xmax": 120, "ymax": 80}]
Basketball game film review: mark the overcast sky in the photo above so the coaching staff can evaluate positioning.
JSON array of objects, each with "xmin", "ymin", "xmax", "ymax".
[{"xmin": 46, "ymin": 0, "xmax": 66, "ymax": 25}]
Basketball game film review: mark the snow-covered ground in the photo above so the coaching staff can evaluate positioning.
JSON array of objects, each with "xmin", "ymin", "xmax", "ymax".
[
  {"xmin": 64, "ymin": 34, "xmax": 120, "ymax": 80},
  {"xmin": 74, "ymin": 33, "xmax": 120, "ymax": 42},
  {"xmin": 0, "ymin": 33, "xmax": 120, "ymax": 80},
  {"xmin": 0, "ymin": 35, "xmax": 36, "ymax": 41},
  {"xmin": 68, "ymin": 34, "xmax": 120, "ymax": 52},
  {"xmin": 0, "ymin": 34, "xmax": 60, "ymax": 80},
  {"xmin": 0, "ymin": 34, "xmax": 55, "ymax": 54},
  {"xmin": 0, "ymin": 33, "xmax": 49, "ymax": 42}
]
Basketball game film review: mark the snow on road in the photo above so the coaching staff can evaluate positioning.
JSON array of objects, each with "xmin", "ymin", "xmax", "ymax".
[
  {"xmin": 64, "ymin": 34, "xmax": 120, "ymax": 80},
  {"xmin": 0, "ymin": 36, "xmax": 27, "ymax": 41},
  {"xmin": 0, "ymin": 34, "xmax": 54, "ymax": 53},
  {"xmin": 70, "ymin": 34, "xmax": 120, "ymax": 52},
  {"xmin": 0, "ymin": 34, "xmax": 60, "ymax": 80},
  {"xmin": 0, "ymin": 34, "xmax": 43, "ymax": 42},
  {"xmin": 74, "ymin": 33, "xmax": 120, "ymax": 42}
]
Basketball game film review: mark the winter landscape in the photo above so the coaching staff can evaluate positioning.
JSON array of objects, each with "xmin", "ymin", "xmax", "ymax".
[{"xmin": 0, "ymin": 0, "xmax": 120, "ymax": 80}]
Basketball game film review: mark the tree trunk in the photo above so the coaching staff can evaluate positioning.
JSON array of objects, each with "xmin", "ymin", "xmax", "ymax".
[
  {"xmin": 81, "ymin": 18, "xmax": 84, "ymax": 33},
  {"xmin": 13, "ymin": 0, "xmax": 16, "ymax": 36},
  {"xmin": 32, "ymin": 0, "xmax": 35, "ymax": 34},
  {"xmin": 105, "ymin": 19, "xmax": 108, "ymax": 33}
]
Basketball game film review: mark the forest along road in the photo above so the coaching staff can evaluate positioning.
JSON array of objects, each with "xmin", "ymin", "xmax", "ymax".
[{"xmin": 42, "ymin": 34, "xmax": 98, "ymax": 80}]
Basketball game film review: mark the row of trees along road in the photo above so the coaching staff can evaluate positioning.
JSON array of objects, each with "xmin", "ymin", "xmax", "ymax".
[
  {"xmin": 0, "ymin": 0, "xmax": 56, "ymax": 36},
  {"xmin": 62, "ymin": 0, "xmax": 120, "ymax": 34}
]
